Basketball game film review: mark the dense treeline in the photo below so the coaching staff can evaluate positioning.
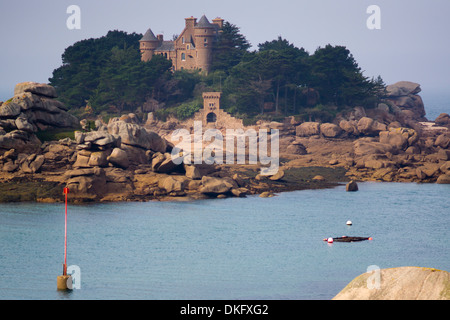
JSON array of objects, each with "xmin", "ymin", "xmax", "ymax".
[{"xmin": 49, "ymin": 23, "xmax": 386, "ymax": 123}]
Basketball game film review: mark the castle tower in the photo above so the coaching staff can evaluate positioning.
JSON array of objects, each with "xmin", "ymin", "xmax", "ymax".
[
  {"xmin": 203, "ymin": 92, "xmax": 221, "ymax": 126},
  {"xmin": 194, "ymin": 15, "xmax": 216, "ymax": 73},
  {"xmin": 212, "ymin": 17, "xmax": 224, "ymax": 30},
  {"xmin": 185, "ymin": 16, "xmax": 197, "ymax": 29},
  {"xmin": 139, "ymin": 28, "xmax": 160, "ymax": 62}
]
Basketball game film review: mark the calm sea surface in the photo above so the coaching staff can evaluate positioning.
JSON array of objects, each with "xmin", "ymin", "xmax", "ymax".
[
  {"xmin": 421, "ymin": 91, "xmax": 449, "ymax": 121},
  {"xmin": 0, "ymin": 182, "xmax": 449, "ymax": 300}
]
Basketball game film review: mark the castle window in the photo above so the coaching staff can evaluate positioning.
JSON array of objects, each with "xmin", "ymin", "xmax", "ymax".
[
  {"xmin": 181, "ymin": 53, "xmax": 186, "ymax": 61},
  {"xmin": 187, "ymin": 44, "xmax": 190, "ymax": 50},
  {"xmin": 182, "ymin": 37, "xmax": 185, "ymax": 44}
]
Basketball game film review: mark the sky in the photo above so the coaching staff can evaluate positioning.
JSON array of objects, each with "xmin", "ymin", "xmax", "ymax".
[{"xmin": 1, "ymin": 0, "xmax": 449, "ymax": 102}]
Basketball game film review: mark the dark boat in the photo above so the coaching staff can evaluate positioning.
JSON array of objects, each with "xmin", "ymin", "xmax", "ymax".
[{"xmin": 323, "ymin": 236, "xmax": 373, "ymax": 243}]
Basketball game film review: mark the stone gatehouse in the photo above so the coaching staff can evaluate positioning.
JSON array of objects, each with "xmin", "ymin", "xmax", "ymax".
[{"xmin": 182, "ymin": 92, "xmax": 243, "ymax": 130}]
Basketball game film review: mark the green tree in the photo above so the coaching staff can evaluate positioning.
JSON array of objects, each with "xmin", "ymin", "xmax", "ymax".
[
  {"xmin": 307, "ymin": 44, "xmax": 380, "ymax": 107},
  {"xmin": 211, "ymin": 21, "xmax": 251, "ymax": 74},
  {"xmin": 89, "ymin": 48, "xmax": 172, "ymax": 112},
  {"xmin": 48, "ymin": 27, "xmax": 385, "ymax": 122},
  {"xmin": 49, "ymin": 30, "xmax": 173, "ymax": 114},
  {"xmin": 223, "ymin": 37, "xmax": 310, "ymax": 116},
  {"xmin": 49, "ymin": 30, "xmax": 143, "ymax": 109}
]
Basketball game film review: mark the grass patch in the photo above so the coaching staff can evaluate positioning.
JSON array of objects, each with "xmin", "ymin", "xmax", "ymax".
[
  {"xmin": 35, "ymin": 129, "xmax": 75, "ymax": 142},
  {"xmin": 283, "ymin": 166, "xmax": 349, "ymax": 183},
  {"xmin": 267, "ymin": 166, "xmax": 349, "ymax": 193},
  {"xmin": 0, "ymin": 178, "xmax": 64, "ymax": 202}
]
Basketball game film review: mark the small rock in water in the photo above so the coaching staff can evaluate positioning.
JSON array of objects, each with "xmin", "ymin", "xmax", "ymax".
[
  {"xmin": 259, "ymin": 191, "xmax": 274, "ymax": 198},
  {"xmin": 346, "ymin": 180, "xmax": 358, "ymax": 192}
]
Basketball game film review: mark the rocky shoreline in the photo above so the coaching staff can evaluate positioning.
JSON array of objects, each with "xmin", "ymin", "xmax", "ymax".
[{"xmin": 0, "ymin": 81, "xmax": 449, "ymax": 203}]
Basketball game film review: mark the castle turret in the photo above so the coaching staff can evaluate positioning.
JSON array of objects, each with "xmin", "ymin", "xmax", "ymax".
[
  {"xmin": 194, "ymin": 15, "xmax": 216, "ymax": 73},
  {"xmin": 212, "ymin": 17, "xmax": 224, "ymax": 30},
  {"xmin": 139, "ymin": 28, "xmax": 160, "ymax": 62},
  {"xmin": 185, "ymin": 16, "xmax": 197, "ymax": 29}
]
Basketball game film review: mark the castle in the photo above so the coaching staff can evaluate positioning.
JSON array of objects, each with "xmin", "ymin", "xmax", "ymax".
[{"xmin": 139, "ymin": 15, "xmax": 223, "ymax": 73}]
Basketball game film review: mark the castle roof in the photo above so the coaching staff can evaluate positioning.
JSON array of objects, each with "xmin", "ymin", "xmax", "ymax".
[
  {"xmin": 140, "ymin": 28, "xmax": 158, "ymax": 41},
  {"xmin": 155, "ymin": 41, "xmax": 175, "ymax": 52},
  {"xmin": 196, "ymin": 15, "xmax": 214, "ymax": 28}
]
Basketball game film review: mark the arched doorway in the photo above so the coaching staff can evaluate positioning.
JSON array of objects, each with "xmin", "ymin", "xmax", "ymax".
[{"xmin": 206, "ymin": 112, "xmax": 217, "ymax": 123}]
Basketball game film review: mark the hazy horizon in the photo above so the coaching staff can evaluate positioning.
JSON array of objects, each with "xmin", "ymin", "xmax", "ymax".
[{"xmin": 1, "ymin": 0, "xmax": 449, "ymax": 104}]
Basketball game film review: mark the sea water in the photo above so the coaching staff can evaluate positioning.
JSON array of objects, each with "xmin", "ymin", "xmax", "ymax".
[
  {"xmin": 421, "ymin": 90, "xmax": 450, "ymax": 121},
  {"xmin": 0, "ymin": 182, "xmax": 448, "ymax": 300}
]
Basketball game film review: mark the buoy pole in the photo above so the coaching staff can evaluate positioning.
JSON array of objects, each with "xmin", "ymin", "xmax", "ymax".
[
  {"xmin": 57, "ymin": 187, "xmax": 72, "ymax": 290},
  {"xmin": 64, "ymin": 187, "xmax": 68, "ymax": 276}
]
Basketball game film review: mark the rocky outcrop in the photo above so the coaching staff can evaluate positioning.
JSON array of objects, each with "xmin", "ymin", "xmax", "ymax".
[
  {"xmin": 199, "ymin": 176, "xmax": 239, "ymax": 195},
  {"xmin": 339, "ymin": 119, "xmax": 359, "ymax": 136},
  {"xmin": 0, "ymin": 130, "xmax": 41, "ymax": 154},
  {"xmin": 379, "ymin": 127, "xmax": 418, "ymax": 150},
  {"xmin": 1, "ymin": 82, "xmax": 78, "ymax": 133},
  {"xmin": 434, "ymin": 133, "xmax": 450, "ymax": 149},
  {"xmin": 346, "ymin": 121, "xmax": 450, "ymax": 183},
  {"xmin": 286, "ymin": 85, "xmax": 449, "ymax": 184},
  {"xmin": 435, "ymin": 113, "xmax": 450, "ymax": 127},
  {"xmin": 333, "ymin": 266, "xmax": 450, "ymax": 300},
  {"xmin": 346, "ymin": 180, "xmax": 358, "ymax": 191},
  {"xmin": 75, "ymin": 130, "xmax": 120, "ymax": 150},
  {"xmin": 295, "ymin": 117, "xmax": 387, "ymax": 139},
  {"xmin": 1, "ymin": 80, "xmax": 449, "ymax": 202},
  {"xmin": 320, "ymin": 123, "xmax": 342, "ymax": 138},
  {"xmin": 184, "ymin": 165, "xmax": 201, "ymax": 180},
  {"xmin": 356, "ymin": 117, "xmax": 387, "ymax": 136},
  {"xmin": 269, "ymin": 169, "xmax": 285, "ymax": 181},
  {"xmin": 436, "ymin": 174, "xmax": 450, "ymax": 184},
  {"xmin": 0, "ymin": 82, "xmax": 78, "ymax": 155},
  {"xmin": 64, "ymin": 167, "xmax": 107, "ymax": 201},
  {"xmin": 14, "ymin": 82, "xmax": 58, "ymax": 98},
  {"xmin": 107, "ymin": 119, "xmax": 167, "ymax": 153},
  {"xmin": 33, "ymin": 115, "xmax": 286, "ymax": 202},
  {"xmin": 107, "ymin": 148, "xmax": 130, "ymax": 169},
  {"xmin": 285, "ymin": 140, "xmax": 307, "ymax": 155},
  {"xmin": 385, "ymin": 81, "xmax": 427, "ymax": 121},
  {"xmin": 296, "ymin": 122, "xmax": 320, "ymax": 137}
]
